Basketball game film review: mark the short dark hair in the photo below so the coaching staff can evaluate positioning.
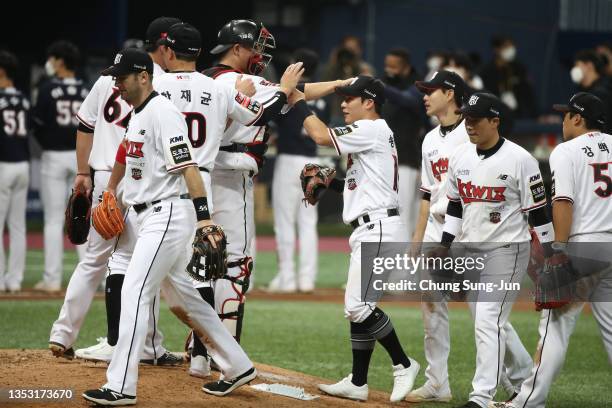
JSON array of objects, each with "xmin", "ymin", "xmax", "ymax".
[
  {"xmin": 575, "ymin": 49, "xmax": 605, "ymax": 75},
  {"xmin": 445, "ymin": 88, "xmax": 463, "ymax": 110},
  {"xmin": 387, "ymin": 48, "xmax": 411, "ymax": 65},
  {"xmin": 0, "ymin": 50, "xmax": 18, "ymax": 80},
  {"xmin": 361, "ymin": 96, "xmax": 383, "ymax": 115},
  {"xmin": 491, "ymin": 34, "xmax": 512, "ymax": 49},
  {"xmin": 174, "ymin": 50, "xmax": 198, "ymax": 63},
  {"xmin": 568, "ymin": 111, "xmax": 605, "ymax": 132},
  {"xmin": 47, "ymin": 40, "xmax": 81, "ymax": 71}
]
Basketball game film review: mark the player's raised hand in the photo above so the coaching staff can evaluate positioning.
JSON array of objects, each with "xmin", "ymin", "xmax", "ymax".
[
  {"xmin": 235, "ymin": 75, "xmax": 256, "ymax": 97},
  {"xmin": 339, "ymin": 77, "xmax": 357, "ymax": 87},
  {"xmin": 279, "ymin": 62, "xmax": 305, "ymax": 95},
  {"xmin": 287, "ymin": 88, "xmax": 306, "ymax": 106}
]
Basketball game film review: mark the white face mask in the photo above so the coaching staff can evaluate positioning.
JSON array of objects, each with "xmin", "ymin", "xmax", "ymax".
[
  {"xmin": 500, "ymin": 46, "xmax": 516, "ymax": 62},
  {"xmin": 44, "ymin": 59, "xmax": 56, "ymax": 76},
  {"xmin": 427, "ymin": 56, "xmax": 442, "ymax": 71},
  {"xmin": 570, "ymin": 66, "xmax": 584, "ymax": 84},
  {"xmin": 443, "ymin": 65, "xmax": 467, "ymax": 80}
]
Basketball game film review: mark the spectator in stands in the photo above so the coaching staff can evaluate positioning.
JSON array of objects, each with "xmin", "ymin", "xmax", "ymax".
[
  {"xmin": 480, "ymin": 35, "xmax": 537, "ymax": 118},
  {"xmin": 595, "ymin": 42, "xmax": 612, "ymax": 77},
  {"xmin": 424, "ymin": 50, "xmax": 447, "ymax": 80},
  {"xmin": 381, "ymin": 48, "xmax": 425, "ymax": 236},
  {"xmin": 571, "ymin": 49, "xmax": 612, "ymax": 132},
  {"xmin": 442, "ymin": 51, "xmax": 484, "ymax": 91}
]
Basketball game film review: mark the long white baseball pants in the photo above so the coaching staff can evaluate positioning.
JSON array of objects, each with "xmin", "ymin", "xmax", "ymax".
[
  {"xmin": 40, "ymin": 150, "xmax": 87, "ymax": 286},
  {"xmin": 105, "ymin": 198, "xmax": 252, "ymax": 396},
  {"xmin": 398, "ymin": 165, "xmax": 420, "ymax": 237},
  {"xmin": 272, "ymin": 154, "xmax": 319, "ymax": 290},
  {"xmin": 0, "ymin": 161, "xmax": 29, "ymax": 291}
]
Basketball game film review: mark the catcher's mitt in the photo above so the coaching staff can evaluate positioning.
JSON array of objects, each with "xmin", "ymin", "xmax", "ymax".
[
  {"xmin": 186, "ymin": 225, "xmax": 228, "ymax": 282},
  {"xmin": 65, "ymin": 190, "xmax": 92, "ymax": 245},
  {"xmin": 300, "ymin": 163, "xmax": 336, "ymax": 206},
  {"xmin": 535, "ymin": 252, "xmax": 575, "ymax": 311},
  {"xmin": 92, "ymin": 191, "xmax": 125, "ymax": 240}
]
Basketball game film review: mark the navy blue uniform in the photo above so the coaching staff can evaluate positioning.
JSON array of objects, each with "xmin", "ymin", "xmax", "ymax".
[
  {"xmin": 33, "ymin": 77, "xmax": 89, "ymax": 151},
  {"xmin": 0, "ymin": 88, "xmax": 31, "ymax": 162},
  {"xmin": 275, "ymin": 98, "xmax": 330, "ymax": 157}
]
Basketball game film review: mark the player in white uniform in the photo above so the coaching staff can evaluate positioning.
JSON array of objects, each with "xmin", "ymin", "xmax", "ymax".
[
  {"xmin": 153, "ymin": 22, "xmax": 302, "ymax": 377},
  {"xmin": 83, "ymin": 48, "xmax": 256, "ymax": 406},
  {"xmin": 195, "ymin": 19, "xmax": 352, "ymax": 352},
  {"xmin": 289, "ymin": 76, "xmax": 420, "ymax": 402},
  {"xmin": 441, "ymin": 92, "xmax": 554, "ymax": 408},
  {"xmin": 407, "ymin": 72, "xmax": 532, "ymax": 403},
  {"xmin": 49, "ymin": 17, "xmax": 182, "ymax": 363},
  {"xmin": 495, "ymin": 93, "xmax": 612, "ymax": 408}
]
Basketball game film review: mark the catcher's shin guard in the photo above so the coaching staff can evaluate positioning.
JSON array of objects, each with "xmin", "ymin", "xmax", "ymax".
[{"xmin": 217, "ymin": 257, "xmax": 253, "ymax": 343}]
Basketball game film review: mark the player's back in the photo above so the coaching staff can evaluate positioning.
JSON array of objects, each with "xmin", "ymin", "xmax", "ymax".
[
  {"xmin": 551, "ymin": 131, "xmax": 612, "ymax": 237},
  {"xmin": 33, "ymin": 77, "xmax": 88, "ymax": 150},
  {"xmin": 0, "ymin": 87, "xmax": 30, "ymax": 162}
]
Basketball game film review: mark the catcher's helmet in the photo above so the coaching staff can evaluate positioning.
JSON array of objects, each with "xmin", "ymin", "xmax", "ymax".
[{"xmin": 210, "ymin": 19, "xmax": 275, "ymax": 75}]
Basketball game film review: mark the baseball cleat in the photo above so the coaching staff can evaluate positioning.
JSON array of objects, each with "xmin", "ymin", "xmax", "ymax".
[
  {"xmin": 489, "ymin": 400, "xmax": 517, "ymax": 408},
  {"xmin": 48, "ymin": 342, "xmax": 75, "ymax": 360},
  {"xmin": 202, "ymin": 366, "xmax": 257, "ymax": 396},
  {"xmin": 189, "ymin": 355, "xmax": 211, "ymax": 379},
  {"xmin": 33, "ymin": 280, "xmax": 61, "ymax": 293},
  {"xmin": 75, "ymin": 337, "xmax": 114, "ymax": 362},
  {"xmin": 406, "ymin": 383, "xmax": 452, "ymax": 402},
  {"xmin": 390, "ymin": 358, "xmax": 420, "ymax": 402},
  {"xmin": 318, "ymin": 374, "xmax": 369, "ymax": 401},
  {"xmin": 140, "ymin": 351, "xmax": 184, "ymax": 366},
  {"xmin": 82, "ymin": 387, "xmax": 136, "ymax": 406}
]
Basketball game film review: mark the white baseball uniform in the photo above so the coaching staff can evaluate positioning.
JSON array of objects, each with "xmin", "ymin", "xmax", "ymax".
[
  {"xmin": 50, "ymin": 70, "xmax": 165, "ymax": 359},
  {"xmin": 104, "ymin": 91, "xmax": 252, "ymax": 396},
  {"xmin": 326, "ymin": 119, "xmax": 408, "ymax": 321},
  {"xmin": 0, "ymin": 87, "xmax": 30, "ymax": 292},
  {"xmin": 511, "ymin": 131, "xmax": 612, "ymax": 408},
  {"xmin": 446, "ymin": 137, "xmax": 546, "ymax": 407}
]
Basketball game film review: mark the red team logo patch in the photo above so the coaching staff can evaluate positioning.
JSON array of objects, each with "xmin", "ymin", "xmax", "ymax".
[
  {"xmin": 457, "ymin": 178, "xmax": 506, "ymax": 203},
  {"xmin": 430, "ymin": 157, "xmax": 449, "ymax": 182},
  {"xmin": 131, "ymin": 168, "xmax": 142, "ymax": 180},
  {"xmin": 126, "ymin": 141, "xmax": 144, "ymax": 158},
  {"xmin": 489, "ymin": 211, "xmax": 501, "ymax": 223},
  {"xmin": 347, "ymin": 178, "xmax": 357, "ymax": 190}
]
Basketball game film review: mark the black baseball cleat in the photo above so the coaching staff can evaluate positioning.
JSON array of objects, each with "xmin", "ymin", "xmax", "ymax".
[
  {"xmin": 48, "ymin": 342, "xmax": 75, "ymax": 360},
  {"xmin": 202, "ymin": 367, "xmax": 257, "ymax": 396},
  {"xmin": 82, "ymin": 387, "xmax": 136, "ymax": 406},
  {"xmin": 456, "ymin": 402, "xmax": 484, "ymax": 408},
  {"xmin": 140, "ymin": 351, "xmax": 184, "ymax": 366}
]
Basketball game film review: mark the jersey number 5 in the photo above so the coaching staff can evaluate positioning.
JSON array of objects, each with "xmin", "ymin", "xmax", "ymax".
[
  {"xmin": 591, "ymin": 162, "xmax": 612, "ymax": 198},
  {"xmin": 183, "ymin": 112, "xmax": 206, "ymax": 148}
]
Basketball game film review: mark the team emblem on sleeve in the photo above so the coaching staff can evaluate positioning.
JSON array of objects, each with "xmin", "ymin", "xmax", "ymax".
[
  {"xmin": 332, "ymin": 124, "xmax": 357, "ymax": 137},
  {"xmin": 170, "ymin": 143, "xmax": 192, "ymax": 164}
]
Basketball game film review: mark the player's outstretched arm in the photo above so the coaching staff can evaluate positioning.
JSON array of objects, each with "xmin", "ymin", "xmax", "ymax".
[
  {"xmin": 74, "ymin": 129, "xmax": 94, "ymax": 195},
  {"xmin": 303, "ymin": 77, "xmax": 354, "ymax": 101},
  {"xmin": 288, "ymin": 89, "xmax": 333, "ymax": 146}
]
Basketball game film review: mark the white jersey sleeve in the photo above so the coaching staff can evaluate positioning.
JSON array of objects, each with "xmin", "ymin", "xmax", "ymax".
[
  {"xmin": 549, "ymin": 145, "xmax": 575, "ymax": 203},
  {"xmin": 221, "ymin": 84, "xmax": 265, "ymax": 126},
  {"xmin": 157, "ymin": 104, "xmax": 197, "ymax": 173},
  {"xmin": 214, "ymin": 150, "xmax": 258, "ymax": 172},
  {"xmin": 446, "ymin": 147, "xmax": 461, "ymax": 202},
  {"xmin": 327, "ymin": 121, "xmax": 377, "ymax": 155},
  {"xmin": 76, "ymin": 76, "xmax": 103, "ymax": 130},
  {"xmin": 517, "ymin": 153, "xmax": 547, "ymax": 212}
]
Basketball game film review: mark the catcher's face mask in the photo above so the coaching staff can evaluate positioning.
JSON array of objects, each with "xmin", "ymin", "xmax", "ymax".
[{"xmin": 247, "ymin": 26, "xmax": 275, "ymax": 75}]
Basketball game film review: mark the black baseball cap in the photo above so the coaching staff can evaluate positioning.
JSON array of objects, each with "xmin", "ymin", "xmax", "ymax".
[
  {"xmin": 145, "ymin": 16, "xmax": 181, "ymax": 46},
  {"xmin": 101, "ymin": 48, "xmax": 153, "ymax": 76},
  {"xmin": 335, "ymin": 75, "xmax": 386, "ymax": 105},
  {"xmin": 456, "ymin": 92, "xmax": 503, "ymax": 118},
  {"xmin": 415, "ymin": 70, "xmax": 466, "ymax": 98},
  {"xmin": 552, "ymin": 92, "xmax": 606, "ymax": 126},
  {"xmin": 160, "ymin": 23, "xmax": 201, "ymax": 55}
]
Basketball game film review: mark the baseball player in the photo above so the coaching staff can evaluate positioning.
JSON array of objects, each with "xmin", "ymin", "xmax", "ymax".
[
  {"xmin": 290, "ymin": 76, "xmax": 420, "ymax": 402},
  {"xmin": 153, "ymin": 21, "xmax": 303, "ymax": 377},
  {"xmin": 440, "ymin": 92, "xmax": 554, "ymax": 408},
  {"xmin": 49, "ymin": 17, "xmax": 182, "ymax": 363},
  {"xmin": 191, "ymin": 19, "xmax": 352, "ymax": 361},
  {"xmin": 269, "ymin": 48, "xmax": 330, "ymax": 293},
  {"xmin": 407, "ymin": 71, "xmax": 533, "ymax": 403},
  {"xmin": 0, "ymin": 51, "xmax": 30, "ymax": 294},
  {"xmin": 493, "ymin": 92, "xmax": 612, "ymax": 408},
  {"xmin": 83, "ymin": 48, "xmax": 256, "ymax": 406},
  {"xmin": 33, "ymin": 40, "xmax": 89, "ymax": 292}
]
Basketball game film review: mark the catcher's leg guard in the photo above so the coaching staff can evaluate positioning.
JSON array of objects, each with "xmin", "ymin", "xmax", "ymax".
[{"xmin": 214, "ymin": 257, "xmax": 253, "ymax": 343}]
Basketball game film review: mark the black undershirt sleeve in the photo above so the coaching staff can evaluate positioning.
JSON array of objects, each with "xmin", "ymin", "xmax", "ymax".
[{"xmin": 328, "ymin": 178, "xmax": 345, "ymax": 193}]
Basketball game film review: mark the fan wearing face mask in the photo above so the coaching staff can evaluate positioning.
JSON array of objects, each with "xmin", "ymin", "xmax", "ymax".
[
  {"xmin": 571, "ymin": 49, "xmax": 612, "ymax": 133},
  {"xmin": 479, "ymin": 35, "xmax": 537, "ymax": 118}
]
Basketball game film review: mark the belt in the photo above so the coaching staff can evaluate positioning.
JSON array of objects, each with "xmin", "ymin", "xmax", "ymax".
[
  {"xmin": 133, "ymin": 193, "xmax": 191, "ymax": 214},
  {"xmin": 350, "ymin": 208, "xmax": 399, "ymax": 229},
  {"xmin": 219, "ymin": 143, "xmax": 248, "ymax": 153}
]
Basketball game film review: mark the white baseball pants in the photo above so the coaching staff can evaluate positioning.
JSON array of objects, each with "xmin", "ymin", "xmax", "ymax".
[{"xmin": 398, "ymin": 165, "xmax": 420, "ymax": 237}]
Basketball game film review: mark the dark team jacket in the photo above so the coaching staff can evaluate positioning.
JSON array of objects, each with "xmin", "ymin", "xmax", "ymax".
[
  {"xmin": 0, "ymin": 87, "xmax": 31, "ymax": 162},
  {"xmin": 33, "ymin": 77, "xmax": 89, "ymax": 151}
]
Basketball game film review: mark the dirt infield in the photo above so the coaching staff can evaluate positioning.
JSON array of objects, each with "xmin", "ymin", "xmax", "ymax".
[{"xmin": 0, "ymin": 350, "xmax": 398, "ymax": 408}]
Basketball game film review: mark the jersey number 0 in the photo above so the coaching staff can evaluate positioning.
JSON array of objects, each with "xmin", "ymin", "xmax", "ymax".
[{"xmin": 182, "ymin": 112, "xmax": 206, "ymax": 148}]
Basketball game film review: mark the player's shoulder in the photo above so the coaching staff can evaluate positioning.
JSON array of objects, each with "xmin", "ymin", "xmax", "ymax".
[
  {"xmin": 503, "ymin": 138, "xmax": 537, "ymax": 161},
  {"xmin": 423, "ymin": 125, "xmax": 440, "ymax": 144},
  {"xmin": 0, "ymin": 88, "xmax": 29, "ymax": 109}
]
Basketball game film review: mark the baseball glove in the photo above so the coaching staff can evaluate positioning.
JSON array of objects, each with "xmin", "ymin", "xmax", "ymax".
[
  {"xmin": 186, "ymin": 225, "xmax": 228, "ymax": 282},
  {"xmin": 300, "ymin": 163, "xmax": 336, "ymax": 206},
  {"xmin": 64, "ymin": 190, "xmax": 92, "ymax": 245},
  {"xmin": 92, "ymin": 191, "xmax": 125, "ymax": 240},
  {"xmin": 535, "ymin": 252, "xmax": 575, "ymax": 311}
]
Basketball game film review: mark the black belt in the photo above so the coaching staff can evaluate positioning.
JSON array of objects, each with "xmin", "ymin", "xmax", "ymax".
[
  {"xmin": 133, "ymin": 193, "xmax": 191, "ymax": 214},
  {"xmin": 219, "ymin": 143, "xmax": 248, "ymax": 153},
  {"xmin": 350, "ymin": 208, "xmax": 399, "ymax": 229},
  {"xmin": 199, "ymin": 167, "xmax": 209, "ymax": 173}
]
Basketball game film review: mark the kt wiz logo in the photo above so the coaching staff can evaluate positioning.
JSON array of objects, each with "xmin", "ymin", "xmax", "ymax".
[
  {"xmin": 430, "ymin": 157, "xmax": 449, "ymax": 182},
  {"xmin": 126, "ymin": 141, "xmax": 144, "ymax": 158},
  {"xmin": 457, "ymin": 178, "xmax": 506, "ymax": 203}
]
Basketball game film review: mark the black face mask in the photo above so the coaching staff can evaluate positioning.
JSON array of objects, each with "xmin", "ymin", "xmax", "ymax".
[{"xmin": 384, "ymin": 74, "xmax": 407, "ymax": 87}]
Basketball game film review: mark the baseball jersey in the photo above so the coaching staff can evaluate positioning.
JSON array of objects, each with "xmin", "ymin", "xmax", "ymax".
[
  {"xmin": 327, "ymin": 119, "xmax": 400, "ymax": 224},
  {"xmin": 447, "ymin": 138, "xmax": 546, "ymax": 242},
  {"xmin": 153, "ymin": 71, "xmax": 267, "ymax": 171},
  {"xmin": 550, "ymin": 131, "xmax": 612, "ymax": 238},
  {"xmin": 76, "ymin": 76, "xmax": 132, "ymax": 171},
  {"xmin": 33, "ymin": 77, "xmax": 89, "ymax": 151},
  {"xmin": 121, "ymin": 92, "xmax": 196, "ymax": 206},
  {"xmin": 0, "ymin": 87, "xmax": 30, "ymax": 162}
]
